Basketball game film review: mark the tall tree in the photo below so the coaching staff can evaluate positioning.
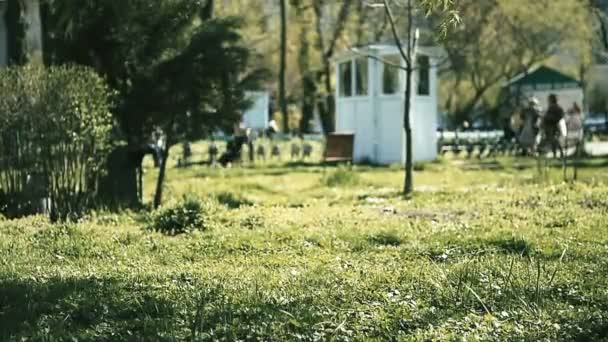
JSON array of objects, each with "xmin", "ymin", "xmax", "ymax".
[
  {"xmin": 201, "ymin": 0, "xmax": 214, "ymax": 19},
  {"xmin": 5, "ymin": 0, "xmax": 43, "ymax": 64},
  {"xmin": 435, "ymin": 0, "xmax": 592, "ymax": 125},
  {"xmin": 44, "ymin": 0, "xmax": 266, "ymax": 207},
  {"xmin": 363, "ymin": 0, "xmax": 458, "ymax": 196},
  {"xmin": 0, "ymin": 2, "xmax": 7, "ymax": 66},
  {"xmin": 312, "ymin": 0, "xmax": 353, "ymax": 134},
  {"xmin": 378, "ymin": 0, "xmax": 417, "ymax": 196},
  {"xmin": 279, "ymin": 0, "xmax": 289, "ymax": 132},
  {"xmin": 291, "ymin": 0, "xmax": 317, "ymax": 133},
  {"xmin": 588, "ymin": 0, "xmax": 608, "ymax": 50}
]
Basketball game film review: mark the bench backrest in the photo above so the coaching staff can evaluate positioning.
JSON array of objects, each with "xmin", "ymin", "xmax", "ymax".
[{"xmin": 324, "ymin": 133, "xmax": 354, "ymax": 161}]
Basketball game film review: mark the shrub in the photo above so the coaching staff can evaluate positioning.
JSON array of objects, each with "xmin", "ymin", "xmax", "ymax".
[
  {"xmin": 367, "ymin": 231, "xmax": 403, "ymax": 247},
  {"xmin": 215, "ymin": 191, "xmax": 253, "ymax": 209},
  {"xmin": 413, "ymin": 161, "xmax": 426, "ymax": 171},
  {"xmin": 0, "ymin": 65, "xmax": 113, "ymax": 221},
  {"xmin": 150, "ymin": 196, "xmax": 212, "ymax": 235},
  {"xmin": 240, "ymin": 214, "xmax": 265, "ymax": 230},
  {"xmin": 321, "ymin": 166, "xmax": 361, "ymax": 187}
]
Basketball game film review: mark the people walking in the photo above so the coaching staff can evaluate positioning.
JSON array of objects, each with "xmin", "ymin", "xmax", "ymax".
[
  {"xmin": 519, "ymin": 97, "xmax": 540, "ymax": 155},
  {"xmin": 541, "ymin": 94, "xmax": 565, "ymax": 158}
]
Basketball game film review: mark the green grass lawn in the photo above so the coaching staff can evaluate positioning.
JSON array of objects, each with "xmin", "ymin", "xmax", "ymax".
[{"xmin": 1, "ymin": 153, "xmax": 608, "ymax": 341}]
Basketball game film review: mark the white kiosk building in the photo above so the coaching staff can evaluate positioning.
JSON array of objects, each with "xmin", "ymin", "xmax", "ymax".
[{"xmin": 334, "ymin": 44, "xmax": 440, "ymax": 165}]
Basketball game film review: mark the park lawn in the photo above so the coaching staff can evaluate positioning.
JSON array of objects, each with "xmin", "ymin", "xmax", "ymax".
[{"xmin": 1, "ymin": 156, "xmax": 608, "ymax": 341}]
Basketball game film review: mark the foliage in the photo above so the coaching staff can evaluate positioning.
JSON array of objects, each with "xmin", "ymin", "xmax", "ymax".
[
  {"xmin": 149, "ymin": 195, "xmax": 214, "ymax": 235},
  {"xmin": 589, "ymin": 0, "xmax": 608, "ymax": 55},
  {"xmin": 321, "ymin": 165, "xmax": 361, "ymax": 187},
  {"xmin": 45, "ymin": 1, "xmax": 266, "ymax": 145},
  {"xmin": 0, "ymin": 65, "xmax": 113, "ymax": 221},
  {"xmin": 43, "ymin": 1, "xmax": 269, "ymax": 207},
  {"xmin": 588, "ymin": 83, "xmax": 608, "ymax": 113},
  {"xmin": 215, "ymin": 191, "xmax": 254, "ymax": 209},
  {"xmin": 413, "ymin": 161, "xmax": 427, "ymax": 171},
  {"xmin": 2, "ymin": 156, "xmax": 608, "ymax": 339},
  {"xmin": 434, "ymin": 0, "xmax": 593, "ymax": 124}
]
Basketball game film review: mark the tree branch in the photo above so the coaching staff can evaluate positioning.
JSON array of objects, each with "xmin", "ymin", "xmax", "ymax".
[
  {"xmin": 595, "ymin": 8, "xmax": 608, "ymax": 50},
  {"xmin": 324, "ymin": 0, "xmax": 354, "ymax": 59},
  {"xmin": 383, "ymin": 0, "xmax": 410, "ymax": 66},
  {"xmin": 349, "ymin": 47, "xmax": 450, "ymax": 71}
]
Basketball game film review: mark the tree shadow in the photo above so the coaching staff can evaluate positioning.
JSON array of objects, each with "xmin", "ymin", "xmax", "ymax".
[
  {"xmin": 190, "ymin": 293, "xmax": 325, "ymax": 340},
  {"xmin": 460, "ymin": 160, "xmax": 506, "ymax": 171},
  {"xmin": 0, "ymin": 276, "xmax": 180, "ymax": 341},
  {"xmin": 486, "ymin": 237, "xmax": 534, "ymax": 256},
  {"xmin": 367, "ymin": 231, "xmax": 403, "ymax": 247}
]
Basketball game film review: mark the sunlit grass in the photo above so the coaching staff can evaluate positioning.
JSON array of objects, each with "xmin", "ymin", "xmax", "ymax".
[{"xmin": 1, "ymin": 152, "xmax": 608, "ymax": 340}]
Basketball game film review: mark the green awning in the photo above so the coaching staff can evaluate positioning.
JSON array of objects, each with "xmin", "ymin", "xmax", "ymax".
[{"xmin": 505, "ymin": 65, "xmax": 580, "ymax": 89}]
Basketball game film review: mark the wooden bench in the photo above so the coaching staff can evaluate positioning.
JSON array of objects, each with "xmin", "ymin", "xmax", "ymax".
[{"xmin": 324, "ymin": 133, "xmax": 354, "ymax": 163}]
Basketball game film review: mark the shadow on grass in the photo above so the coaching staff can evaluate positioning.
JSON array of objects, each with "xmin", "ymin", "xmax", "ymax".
[
  {"xmin": 190, "ymin": 160, "xmax": 406, "ymax": 180},
  {"xmin": 486, "ymin": 237, "xmax": 534, "ymax": 256},
  {"xmin": 460, "ymin": 160, "xmax": 506, "ymax": 171},
  {"xmin": 0, "ymin": 276, "xmax": 180, "ymax": 341},
  {"xmin": 215, "ymin": 191, "xmax": 254, "ymax": 209},
  {"xmin": 193, "ymin": 166, "xmax": 325, "ymax": 179},
  {"xmin": 367, "ymin": 231, "xmax": 403, "ymax": 247},
  {"xmin": 454, "ymin": 156, "xmax": 608, "ymax": 173},
  {"xmin": 0, "ymin": 276, "xmax": 325, "ymax": 341},
  {"xmin": 424, "ymin": 237, "xmax": 536, "ymax": 262}
]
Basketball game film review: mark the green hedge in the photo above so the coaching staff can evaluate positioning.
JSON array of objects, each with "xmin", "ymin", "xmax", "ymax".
[{"xmin": 0, "ymin": 65, "xmax": 113, "ymax": 221}]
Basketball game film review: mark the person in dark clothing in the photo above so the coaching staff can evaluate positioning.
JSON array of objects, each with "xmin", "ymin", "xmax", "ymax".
[
  {"xmin": 208, "ymin": 137, "xmax": 219, "ymax": 165},
  {"xmin": 218, "ymin": 122, "xmax": 249, "ymax": 166},
  {"xmin": 541, "ymin": 94, "xmax": 565, "ymax": 158}
]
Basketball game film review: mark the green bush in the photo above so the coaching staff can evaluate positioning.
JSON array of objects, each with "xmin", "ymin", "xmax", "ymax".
[
  {"xmin": 150, "ymin": 196, "xmax": 212, "ymax": 235},
  {"xmin": 321, "ymin": 166, "xmax": 361, "ymax": 187},
  {"xmin": 0, "ymin": 65, "xmax": 113, "ymax": 221},
  {"xmin": 413, "ymin": 161, "xmax": 426, "ymax": 171},
  {"xmin": 215, "ymin": 191, "xmax": 253, "ymax": 209}
]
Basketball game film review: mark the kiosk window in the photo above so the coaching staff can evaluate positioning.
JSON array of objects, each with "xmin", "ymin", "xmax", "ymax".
[{"xmin": 339, "ymin": 61, "xmax": 353, "ymax": 97}]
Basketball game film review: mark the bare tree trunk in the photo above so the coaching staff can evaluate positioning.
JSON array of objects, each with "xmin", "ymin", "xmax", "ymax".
[
  {"xmin": 313, "ymin": 0, "xmax": 353, "ymax": 135},
  {"xmin": 201, "ymin": 0, "xmax": 214, "ymax": 20},
  {"xmin": 593, "ymin": 6, "xmax": 608, "ymax": 50},
  {"xmin": 137, "ymin": 164, "xmax": 143, "ymax": 203},
  {"xmin": 153, "ymin": 119, "xmax": 174, "ymax": 209},
  {"xmin": 294, "ymin": 0, "xmax": 315, "ymax": 133},
  {"xmin": 0, "ymin": 2, "xmax": 7, "ymax": 66},
  {"xmin": 19, "ymin": 0, "xmax": 43, "ymax": 64},
  {"xmin": 403, "ymin": 66, "xmax": 413, "ymax": 195},
  {"xmin": 153, "ymin": 145, "xmax": 169, "ymax": 209},
  {"xmin": 383, "ymin": 0, "xmax": 414, "ymax": 196},
  {"xmin": 321, "ymin": 63, "xmax": 335, "ymax": 133},
  {"xmin": 300, "ymin": 75, "xmax": 316, "ymax": 133},
  {"xmin": 6, "ymin": 0, "xmax": 43, "ymax": 64},
  {"xmin": 279, "ymin": 0, "xmax": 289, "ymax": 133}
]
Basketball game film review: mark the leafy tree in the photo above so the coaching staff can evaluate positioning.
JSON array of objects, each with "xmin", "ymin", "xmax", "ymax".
[
  {"xmin": 44, "ymin": 0, "xmax": 266, "ymax": 207},
  {"xmin": 0, "ymin": 65, "xmax": 113, "ymax": 221},
  {"xmin": 588, "ymin": 0, "xmax": 608, "ymax": 53},
  {"xmin": 434, "ymin": 0, "xmax": 592, "ymax": 124},
  {"xmin": 142, "ymin": 18, "xmax": 266, "ymax": 207}
]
